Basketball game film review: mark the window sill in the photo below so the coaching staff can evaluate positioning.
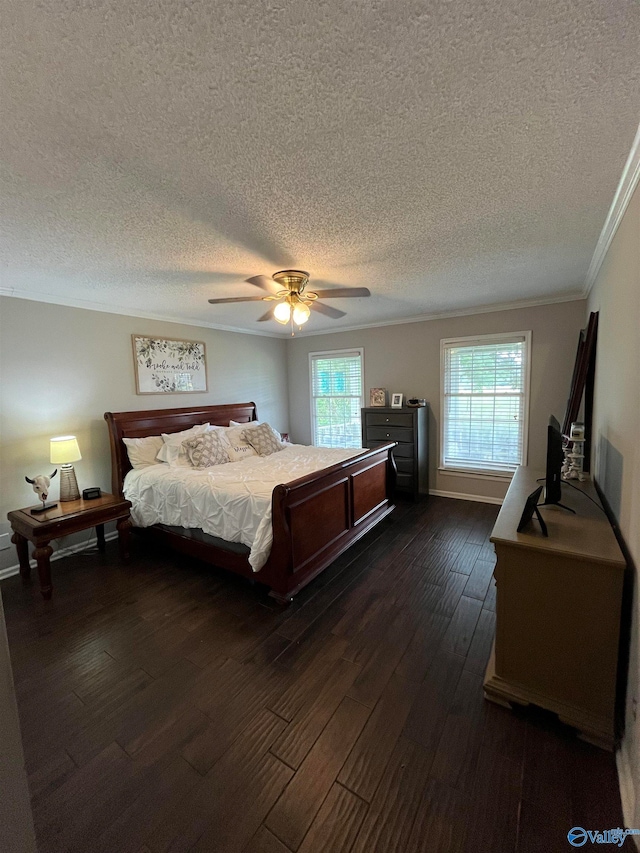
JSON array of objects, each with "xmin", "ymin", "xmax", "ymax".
[{"xmin": 438, "ymin": 467, "xmax": 515, "ymax": 483}]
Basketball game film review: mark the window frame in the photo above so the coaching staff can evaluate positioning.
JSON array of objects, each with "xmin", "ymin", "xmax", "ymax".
[
  {"xmin": 439, "ymin": 331, "xmax": 532, "ymax": 479},
  {"xmin": 309, "ymin": 347, "xmax": 365, "ymax": 448}
]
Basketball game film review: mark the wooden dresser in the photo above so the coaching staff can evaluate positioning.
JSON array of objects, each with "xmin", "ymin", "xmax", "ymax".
[
  {"xmin": 484, "ymin": 466, "xmax": 626, "ymax": 749},
  {"xmin": 361, "ymin": 406, "xmax": 429, "ymax": 499}
]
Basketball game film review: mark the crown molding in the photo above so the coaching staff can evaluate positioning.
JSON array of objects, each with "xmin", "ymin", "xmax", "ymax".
[
  {"xmin": 0, "ymin": 288, "xmax": 283, "ymax": 338},
  {"xmin": 296, "ymin": 291, "xmax": 585, "ymax": 337},
  {"xmin": 1, "ymin": 286, "xmax": 586, "ymax": 340},
  {"xmin": 583, "ymin": 122, "xmax": 640, "ymax": 298}
]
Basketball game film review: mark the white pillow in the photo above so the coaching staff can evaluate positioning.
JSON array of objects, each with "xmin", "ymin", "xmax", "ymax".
[
  {"xmin": 227, "ymin": 443, "xmax": 259, "ymax": 462},
  {"xmin": 224, "ymin": 424, "xmax": 254, "ymax": 444},
  {"xmin": 219, "ymin": 424, "xmax": 259, "ymax": 461},
  {"xmin": 123, "ymin": 435, "xmax": 163, "ymax": 469},
  {"xmin": 156, "ymin": 423, "xmax": 210, "ymax": 466},
  {"xmin": 221, "ymin": 428, "xmax": 259, "ymax": 462}
]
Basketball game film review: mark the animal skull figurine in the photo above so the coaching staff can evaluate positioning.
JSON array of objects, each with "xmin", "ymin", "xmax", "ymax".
[{"xmin": 25, "ymin": 470, "xmax": 58, "ymax": 512}]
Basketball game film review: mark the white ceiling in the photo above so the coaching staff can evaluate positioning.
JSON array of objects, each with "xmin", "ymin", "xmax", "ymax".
[{"xmin": 1, "ymin": 0, "xmax": 639, "ymax": 336}]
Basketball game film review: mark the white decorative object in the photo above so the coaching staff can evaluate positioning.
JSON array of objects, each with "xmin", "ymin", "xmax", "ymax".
[
  {"xmin": 132, "ymin": 335, "xmax": 207, "ymax": 394},
  {"xmin": 25, "ymin": 470, "xmax": 58, "ymax": 513},
  {"xmin": 562, "ymin": 423, "xmax": 586, "ymax": 482},
  {"xmin": 391, "ymin": 393, "xmax": 403, "ymax": 408},
  {"xmin": 570, "ymin": 421, "xmax": 585, "ymax": 440}
]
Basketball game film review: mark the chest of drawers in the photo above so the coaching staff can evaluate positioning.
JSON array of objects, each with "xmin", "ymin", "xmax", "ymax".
[{"xmin": 361, "ymin": 406, "xmax": 429, "ymax": 499}]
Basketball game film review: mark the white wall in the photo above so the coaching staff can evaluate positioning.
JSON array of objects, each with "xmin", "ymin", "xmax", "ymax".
[
  {"xmin": 587, "ymin": 182, "xmax": 640, "ymax": 837},
  {"xmin": 0, "ymin": 297, "xmax": 289, "ymax": 573},
  {"xmin": 286, "ymin": 299, "xmax": 586, "ymax": 501}
]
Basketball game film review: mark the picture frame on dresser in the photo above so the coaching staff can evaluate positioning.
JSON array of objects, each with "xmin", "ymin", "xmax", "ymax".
[
  {"xmin": 391, "ymin": 393, "xmax": 403, "ymax": 408},
  {"xmin": 369, "ymin": 388, "xmax": 387, "ymax": 407}
]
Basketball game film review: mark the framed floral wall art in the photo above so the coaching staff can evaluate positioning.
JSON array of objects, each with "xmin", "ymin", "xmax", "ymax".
[{"xmin": 132, "ymin": 335, "xmax": 208, "ymax": 394}]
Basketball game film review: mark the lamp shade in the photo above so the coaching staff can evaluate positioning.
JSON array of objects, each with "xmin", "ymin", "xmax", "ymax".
[
  {"xmin": 292, "ymin": 302, "xmax": 311, "ymax": 325},
  {"xmin": 50, "ymin": 436, "xmax": 82, "ymax": 464},
  {"xmin": 273, "ymin": 301, "xmax": 291, "ymax": 324}
]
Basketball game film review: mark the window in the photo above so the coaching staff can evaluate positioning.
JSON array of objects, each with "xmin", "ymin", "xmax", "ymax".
[
  {"xmin": 310, "ymin": 349, "xmax": 364, "ymax": 448},
  {"xmin": 441, "ymin": 332, "xmax": 531, "ymax": 476}
]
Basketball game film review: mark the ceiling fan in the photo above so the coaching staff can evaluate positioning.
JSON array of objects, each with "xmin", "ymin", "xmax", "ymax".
[{"xmin": 207, "ymin": 270, "xmax": 370, "ymax": 333}]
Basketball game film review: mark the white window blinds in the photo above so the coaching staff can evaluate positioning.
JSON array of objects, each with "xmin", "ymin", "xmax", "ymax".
[
  {"xmin": 441, "ymin": 333, "xmax": 530, "ymax": 474},
  {"xmin": 310, "ymin": 350, "xmax": 363, "ymax": 448}
]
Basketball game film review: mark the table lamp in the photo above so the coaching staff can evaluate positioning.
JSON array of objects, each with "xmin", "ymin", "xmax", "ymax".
[{"xmin": 50, "ymin": 436, "xmax": 82, "ymax": 501}]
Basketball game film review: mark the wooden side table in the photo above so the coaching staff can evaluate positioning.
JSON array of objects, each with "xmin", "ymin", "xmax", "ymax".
[{"xmin": 7, "ymin": 493, "xmax": 132, "ymax": 600}]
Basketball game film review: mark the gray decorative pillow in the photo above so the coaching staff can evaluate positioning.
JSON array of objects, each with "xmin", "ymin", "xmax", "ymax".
[
  {"xmin": 242, "ymin": 422, "xmax": 284, "ymax": 456},
  {"xmin": 182, "ymin": 430, "xmax": 230, "ymax": 468}
]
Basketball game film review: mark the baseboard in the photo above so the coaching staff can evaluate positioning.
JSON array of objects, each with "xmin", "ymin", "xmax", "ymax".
[
  {"xmin": 617, "ymin": 744, "xmax": 639, "ymax": 848},
  {"xmin": 0, "ymin": 531, "xmax": 118, "ymax": 582},
  {"xmin": 429, "ymin": 489, "xmax": 503, "ymax": 506}
]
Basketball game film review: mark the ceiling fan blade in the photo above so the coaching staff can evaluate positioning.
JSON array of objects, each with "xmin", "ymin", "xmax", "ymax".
[
  {"xmin": 246, "ymin": 275, "xmax": 280, "ymax": 295},
  {"xmin": 312, "ymin": 287, "xmax": 371, "ymax": 299},
  {"xmin": 312, "ymin": 301, "xmax": 347, "ymax": 320},
  {"xmin": 208, "ymin": 296, "xmax": 266, "ymax": 304},
  {"xmin": 257, "ymin": 309, "xmax": 274, "ymax": 322}
]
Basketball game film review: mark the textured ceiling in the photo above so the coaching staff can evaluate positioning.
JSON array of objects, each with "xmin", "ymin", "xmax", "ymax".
[{"xmin": 1, "ymin": 0, "xmax": 639, "ymax": 335}]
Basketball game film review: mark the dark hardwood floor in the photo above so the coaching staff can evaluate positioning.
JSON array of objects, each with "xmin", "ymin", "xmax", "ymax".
[{"xmin": 2, "ymin": 496, "xmax": 627, "ymax": 852}]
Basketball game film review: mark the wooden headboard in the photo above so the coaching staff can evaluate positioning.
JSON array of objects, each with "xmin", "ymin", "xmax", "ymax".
[{"xmin": 104, "ymin": 402, "xmax": 258, "ymax": 498}]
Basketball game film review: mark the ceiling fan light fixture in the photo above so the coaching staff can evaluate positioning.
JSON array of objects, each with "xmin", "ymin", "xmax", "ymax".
[
  {"xmin": 292, "ymin": 301, "xmax": 311, "ymax": 325},
  {"xmin": 272, "ymin": 270, "xmax": 310, "ymax": 293},
  {"xmin": 209, "ymin": 270, "xmax": 371, "ymax": 331},
  {"xmin": 273, "ymin": 300, "xmax": 291, "ymax": 324}
]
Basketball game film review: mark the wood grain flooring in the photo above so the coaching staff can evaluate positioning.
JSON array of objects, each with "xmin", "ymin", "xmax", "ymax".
[{"xmin": 2, "ymin": 496, "xmax": 626, "ymax": 852}]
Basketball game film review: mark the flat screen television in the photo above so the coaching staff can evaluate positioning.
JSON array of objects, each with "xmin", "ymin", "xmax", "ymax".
[{"xmin": 544, "ymin": 415, "xmax": 564, "ymax": 506}]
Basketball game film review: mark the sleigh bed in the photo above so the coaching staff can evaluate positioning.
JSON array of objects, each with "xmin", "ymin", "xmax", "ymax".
[{"xmin": 104, "ymin": 402, "xmax": 396, "ymax": 602}]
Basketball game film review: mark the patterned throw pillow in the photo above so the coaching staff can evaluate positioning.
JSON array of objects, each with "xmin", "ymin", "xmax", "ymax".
[
  {"xmin": 156, "ymin": 423, "xmax": 210, "ymax": 466},
  {"xmin": 242, "ymin": 422, "xmax": 285, "ymax": 456},
  {"xmin": 229, "ymin": 419, "xmax": 283, "ymax": 440},
  {"xmin": 182, "ymin": 430, "xmax": 230, "ymax": 468}
]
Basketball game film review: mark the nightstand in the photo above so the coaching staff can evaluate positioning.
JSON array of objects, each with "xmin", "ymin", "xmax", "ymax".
[{"xmin": 7, "ymin": 493, "xmax": 132, "ymax": 600}]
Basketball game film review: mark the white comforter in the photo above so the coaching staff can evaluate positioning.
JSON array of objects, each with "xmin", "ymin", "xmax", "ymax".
[{"xmin": 123, "ymin": 444, "xmax": 362, "ymax": 572}]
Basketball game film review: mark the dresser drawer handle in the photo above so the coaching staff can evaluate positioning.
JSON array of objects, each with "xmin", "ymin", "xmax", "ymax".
[
  {"xmin": 386, "ymin": 433, "xmax": 390, "ymax": 437},
  {"xmin": 386, "ymin": 417, "xmax": 390, "ymax": 422}
]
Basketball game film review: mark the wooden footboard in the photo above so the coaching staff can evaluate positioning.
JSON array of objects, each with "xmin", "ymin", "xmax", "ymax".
[
  {"xmin": 104, "ymin": 404, "xmax": 396, "ymax": 603},
  {"xmin": 260, "ymin": 444, "xmax": 396, "ymax": 602}
]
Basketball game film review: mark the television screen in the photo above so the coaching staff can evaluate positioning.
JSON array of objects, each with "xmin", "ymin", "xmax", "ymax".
[{"xmin": 544, "ymin": 415, "xmax": 564, "ymax": 505}]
